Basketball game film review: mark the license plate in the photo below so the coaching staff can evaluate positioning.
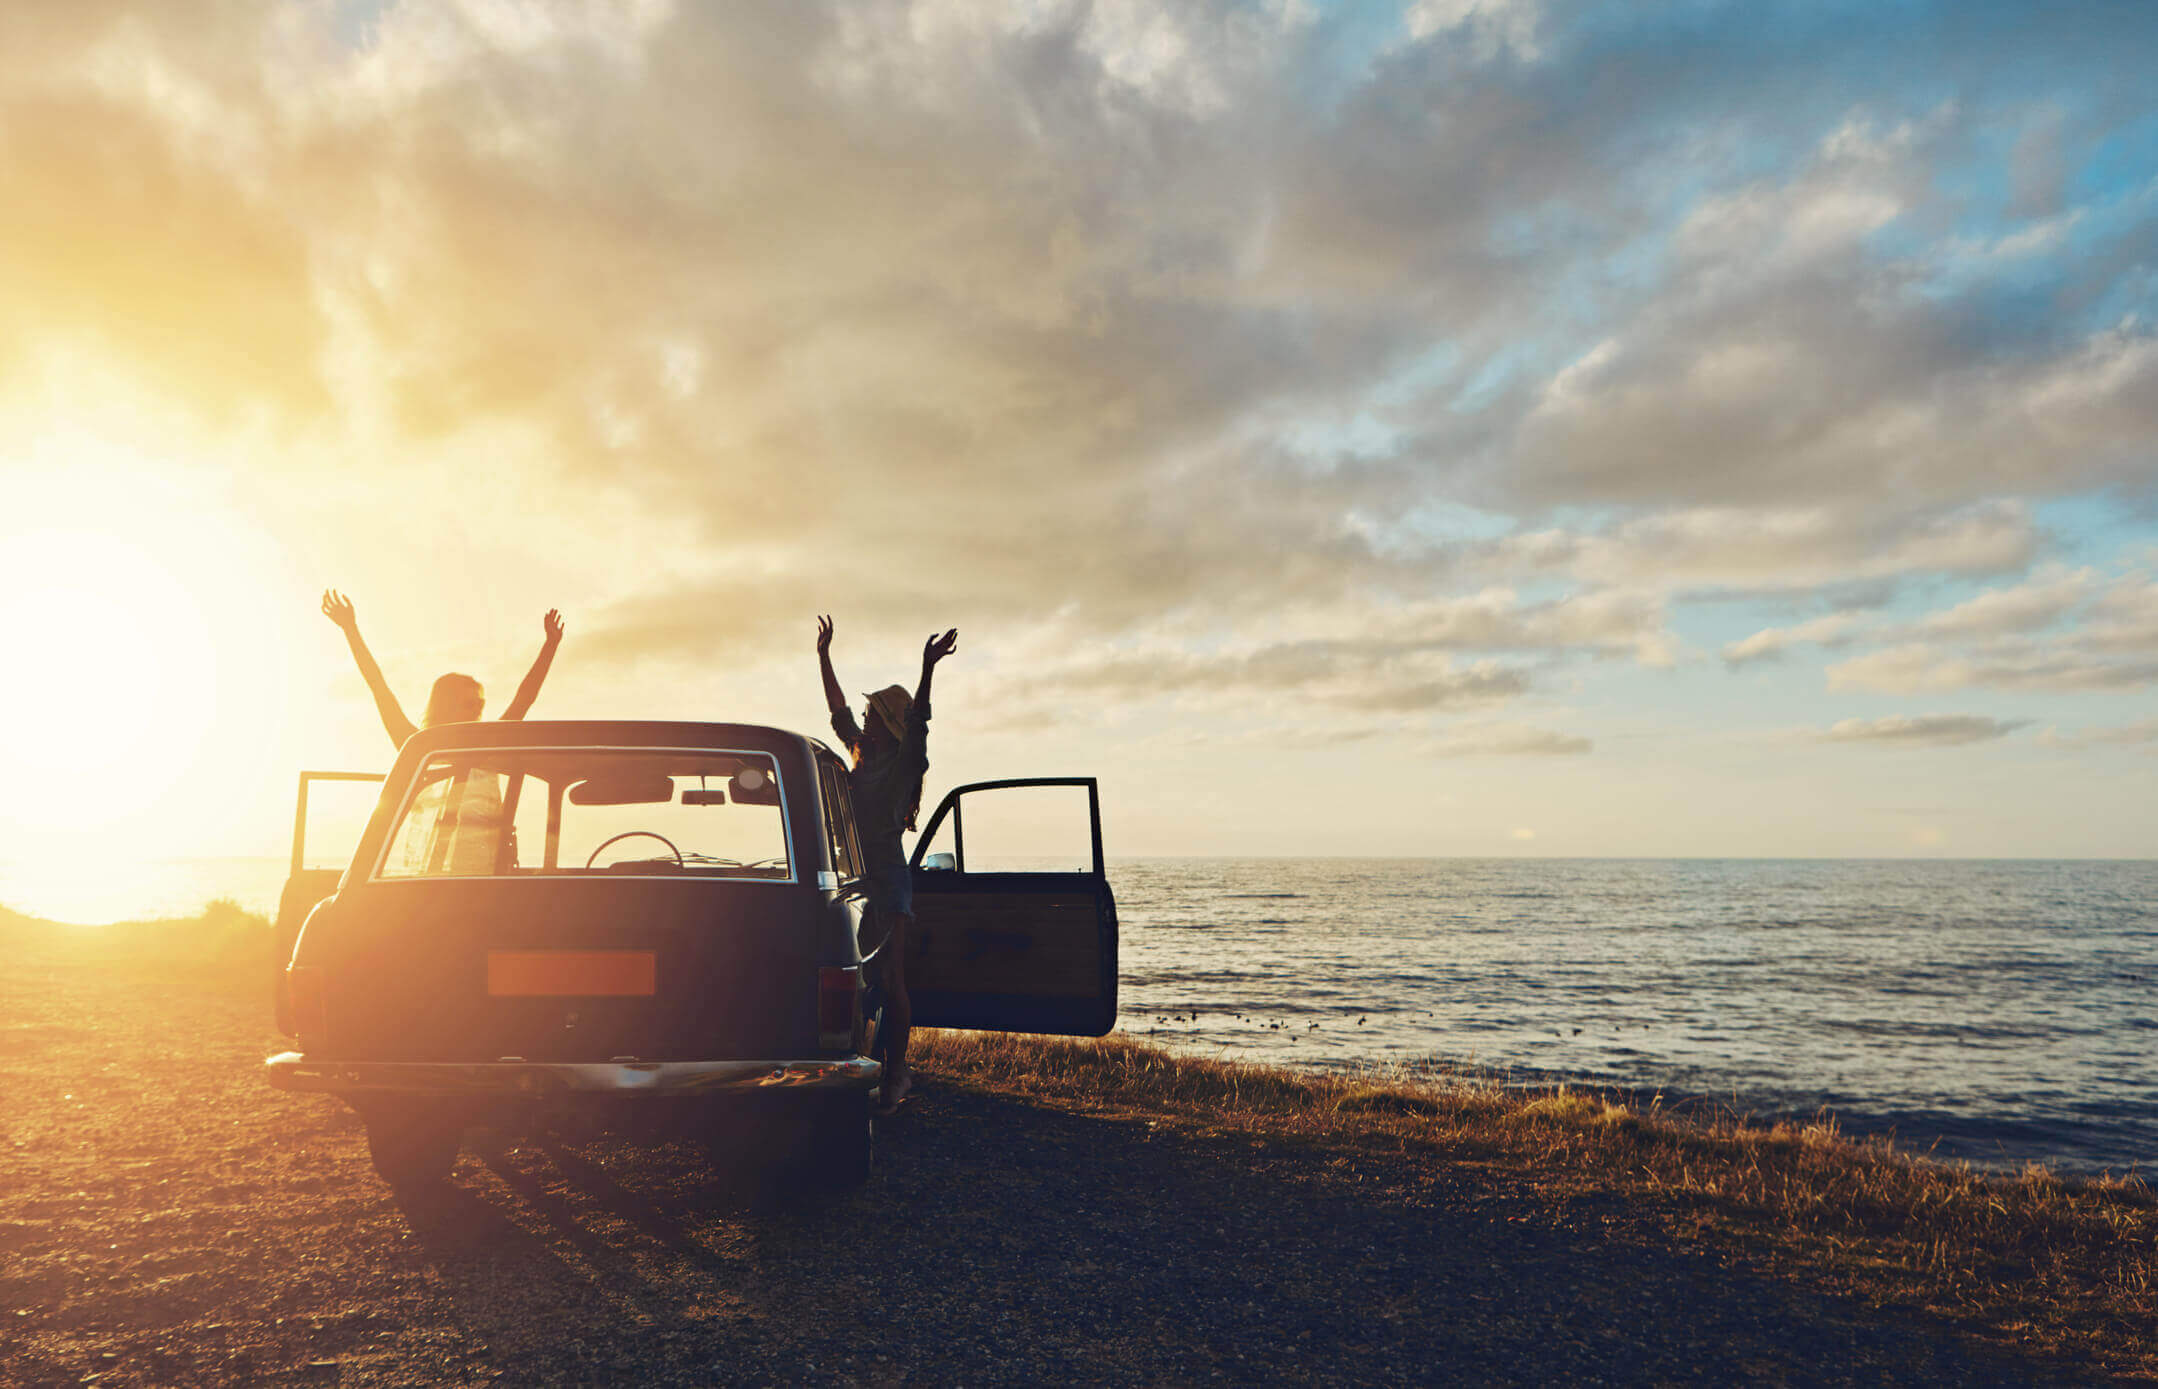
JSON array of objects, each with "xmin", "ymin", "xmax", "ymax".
[{"xmin": 486, "ymin": 951, "xmax": 656, "ymax": 997}]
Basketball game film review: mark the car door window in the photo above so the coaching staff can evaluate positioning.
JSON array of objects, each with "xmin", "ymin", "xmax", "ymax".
[
  {"xmin": 820, "ymin": 758, "xmax": 862, "ymax": 879},
  {"xmin": 914, "ymin": 782, "xmax": 1096, "ymax": 875},
  {"xmin": 293, "ymin": 772, "xmax": 387, "ymax": 873}
]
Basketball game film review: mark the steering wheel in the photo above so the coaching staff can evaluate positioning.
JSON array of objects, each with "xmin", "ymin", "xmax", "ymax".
[{"xmin": 585, "ymin": 831, "xmax": 685, "ymax": 870}]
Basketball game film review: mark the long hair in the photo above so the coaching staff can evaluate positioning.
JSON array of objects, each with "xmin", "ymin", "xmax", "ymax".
[
  {"xmin": 421, "ymin": 673, "xmax": 484, "ymax": 728},
  {"xmin": 852, "ymin": 716, "xmax": 924, "ymax": 831}
]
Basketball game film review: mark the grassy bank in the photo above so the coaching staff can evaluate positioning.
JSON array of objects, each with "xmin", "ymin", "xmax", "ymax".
[
  {"xmin": 1, "ymin": 897, "xmax": 271, "ymax": 973},
  {"xmin": 914, "ymin": 1029, "xmax": 2155, "ymax": 1379}
]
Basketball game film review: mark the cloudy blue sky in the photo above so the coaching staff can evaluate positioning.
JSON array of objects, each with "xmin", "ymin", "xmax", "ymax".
[{"xmin": 1, "ymin": 0, "xmax": 2153, "ymax": 858}]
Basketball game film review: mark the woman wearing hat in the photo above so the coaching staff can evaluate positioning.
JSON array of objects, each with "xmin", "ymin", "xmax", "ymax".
[{"xmin": 817, "ymin": 614, "xmax": 958, "ymax": 1116}]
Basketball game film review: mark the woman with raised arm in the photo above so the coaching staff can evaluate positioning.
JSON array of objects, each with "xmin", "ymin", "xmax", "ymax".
[
  {"xmin": 818, "ymin": 614, "xmax": 958, "ymax": 1117},
  {"xmin": 321, "ymin": 590, "xmax": 564, "ymax": 750},
  {"xmin": 321, "ymin": 591, "xmax": 564, "ymax": 876}
]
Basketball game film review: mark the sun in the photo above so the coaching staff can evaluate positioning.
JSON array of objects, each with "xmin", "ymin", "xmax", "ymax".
[{"xmin": 0, "ymin": 527, "xmax": 218, "ymax": 825}]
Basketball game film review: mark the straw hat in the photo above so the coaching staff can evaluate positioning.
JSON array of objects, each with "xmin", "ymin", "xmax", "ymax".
[{"xmin": 865, "ymin": 684, "xmax": 911, "ymax": 740}]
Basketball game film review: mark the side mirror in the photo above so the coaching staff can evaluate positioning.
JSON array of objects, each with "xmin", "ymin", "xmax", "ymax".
[{"xmin": 922, "ymin": 852, "xmax": 957, "ymax": 872}]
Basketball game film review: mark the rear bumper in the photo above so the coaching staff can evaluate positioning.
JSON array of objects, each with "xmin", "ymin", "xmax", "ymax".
[{"xmin": 265, "ymin": 1051, "xmax": 881, "ymax": 1098}]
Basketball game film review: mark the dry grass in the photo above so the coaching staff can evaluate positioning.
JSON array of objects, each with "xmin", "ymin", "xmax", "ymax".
[
  {"xmin": 0, "ymin": 898, "xmax": 269, "ymax": 977},
  {"xmin": 914, "ymin": 1028, "xmax": 2157, "ymax": 1377}
]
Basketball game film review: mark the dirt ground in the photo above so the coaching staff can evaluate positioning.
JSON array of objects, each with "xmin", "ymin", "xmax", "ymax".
[{"xmin": 0, "ymin": 921, "xmax": 2122, "ymax": 1387}]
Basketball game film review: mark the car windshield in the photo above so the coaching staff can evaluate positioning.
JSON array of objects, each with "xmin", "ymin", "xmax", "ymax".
[{"xmin": 374, "ymin": 747, "xmax": 791, "ymax": 881}]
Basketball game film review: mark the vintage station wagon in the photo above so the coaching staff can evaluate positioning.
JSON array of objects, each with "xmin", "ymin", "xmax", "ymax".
[{"xmin": 265, "ymin": 720, "xmax": 1117, "ymax": 1189}]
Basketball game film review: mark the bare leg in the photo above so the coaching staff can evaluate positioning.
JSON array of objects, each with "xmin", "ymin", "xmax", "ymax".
[{"xmin": 879, "ymin": 913, "xmax": 914, "ymax": 1114}]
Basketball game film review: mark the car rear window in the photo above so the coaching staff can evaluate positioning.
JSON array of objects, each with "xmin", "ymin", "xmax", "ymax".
[{"xmin": 374, "ymin": 747, "xmax": 792, "ymax": 882}]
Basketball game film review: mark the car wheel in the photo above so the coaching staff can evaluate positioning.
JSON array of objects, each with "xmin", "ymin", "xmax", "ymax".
[{"xmin": 362, "ymin": 1102, "xmax": 461, "ymax": 1189}]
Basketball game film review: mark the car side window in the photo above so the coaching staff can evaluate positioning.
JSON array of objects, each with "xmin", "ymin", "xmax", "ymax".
[{"xmin": 820, "ymin": 758, "xmax": 862, "ymax": 880}]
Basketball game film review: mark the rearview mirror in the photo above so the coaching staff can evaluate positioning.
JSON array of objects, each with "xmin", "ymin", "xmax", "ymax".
[
  {"xmin": 568, "ymin": 774, "xmax": 675, "ymax": 806},
  {"xmin": 729, "ymin": 766, "xmax": 780, "ymax": 806},
  {"xmin": 681, "ymin": 789, "xmax": 726, "ymax": 806}
]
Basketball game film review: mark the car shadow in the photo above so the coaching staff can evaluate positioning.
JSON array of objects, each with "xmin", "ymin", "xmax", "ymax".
[{"xmin": 392, "ymin": 1085, "xmax": 2090, "ymax": 1387}]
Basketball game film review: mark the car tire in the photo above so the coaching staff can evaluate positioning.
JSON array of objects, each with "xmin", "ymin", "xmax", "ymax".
[{"xmin": 362, "ymin": 1102, "xmax": 461, "ymax": 1189}]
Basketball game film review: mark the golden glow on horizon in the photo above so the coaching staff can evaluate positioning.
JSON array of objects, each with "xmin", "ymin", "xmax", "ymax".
[{"xmin": 0, "ymin": 530, "xmax": 214, "ymax": 817}]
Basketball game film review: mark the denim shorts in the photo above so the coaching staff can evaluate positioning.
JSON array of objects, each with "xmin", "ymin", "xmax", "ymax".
[{"xmin": 864, "ymin": 859, "xmax": 914, "ymax": 919}]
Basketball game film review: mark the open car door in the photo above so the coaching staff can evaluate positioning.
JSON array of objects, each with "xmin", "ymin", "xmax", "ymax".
[
  {"xmin": 905, "ymin": 778, "xmax": 1117, "ymax": 1036},
  {"xmin": 272, "ymin": 770, "xmax": 384, "ymax": 1033}
]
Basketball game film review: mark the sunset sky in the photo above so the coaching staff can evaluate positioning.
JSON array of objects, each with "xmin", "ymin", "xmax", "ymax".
[{"xmin": 2, "ymin": 0, "xmax": 2154, "ymax": 865}]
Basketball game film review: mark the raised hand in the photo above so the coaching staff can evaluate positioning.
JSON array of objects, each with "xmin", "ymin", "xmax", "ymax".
[
  {"xmin": 816, "ymin": 615, "xmax": 848, "ymax": 717},
  {"xmin": 923, "ymin": 628, "xmax": 958, "ymax": 666},
  {"xmin": 322, "ymin": 589, "xmax": 415, "ymax": 746},
  {"xmin": 505, "ymin": 610, "xmax": 564, "ymax": 722},
  {"xmin": 321, "ymin": 589, "xmax": 358, "ymax": 632}
]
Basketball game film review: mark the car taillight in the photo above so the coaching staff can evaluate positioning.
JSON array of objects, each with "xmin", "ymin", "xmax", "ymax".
[
  {"xmin": 818, "ymin": 966, "xmax": 860, "ymax": 1052},
  {"xmin": 288, "ymin": 966, "xmax": 327, "ymax": 1040}
]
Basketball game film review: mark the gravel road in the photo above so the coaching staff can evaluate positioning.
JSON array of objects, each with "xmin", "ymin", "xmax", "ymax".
[{"xmin": 0, "ymin": 925, "xmax": 2110, "ymax": 1387}]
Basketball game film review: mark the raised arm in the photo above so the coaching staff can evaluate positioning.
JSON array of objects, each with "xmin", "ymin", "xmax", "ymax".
[
  {"xmin": 322, "ymin": 589, "xmax": 416, "ymax": 749},
  {"xmin": 500, "ymin": 609, "xmax": 564, "ymax": 721},
  {"xmin": 915, "ymin": 627, "xmax": 958, "ymax": 708},
  {"xmin": 817, "ymin": 614, "xmax": 848, "ymax": 719}
]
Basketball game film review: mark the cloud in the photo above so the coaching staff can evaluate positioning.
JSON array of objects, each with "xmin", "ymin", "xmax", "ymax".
[
  {"xmin": 1910, "ymin": 566, "xmax": 2096, "ymax": 640},
  {"xmin": 1827, "ymin": 636, "xmax": 2158, "ymax": 696},
  {"xmin": 1477, "ymin": 502, "xmax": 2038, "ymax": 598},
  {"xmin": 2037, "ymin": 718, "xmax": 2158, "ymax": 750},
  {"xmin": 1329, "ymin": 665, "xmax": 1534, "ymax": 713},
  {"xmin": 2084, "ymin": 576, "xmax": 2158, "ymax": 653},
  {"xmin": 1723, "ymin": 613, "xmax": 1863, "ymax": 666},
  {"xmin": 1004, "ymin": 639, "xmax": 1534, "ymax": 718},
  {"xmin": 1403, "ymin": 0, "xmax": 1545, "ymax": 62},
  {"xmin": 1821, "ymin": 714, "xmax": 2029, "ymax": 747},
  {"xmin": 1466, "ymin": 107, "xmax": 2158, "ymax": 512},
  {"xmin": 1819, "ymin": 570, "xmax": 2158, "ymax": 695},
  {"xmin": 1426, "ymin": 722, "xmax": 1591, "ymax": 757},
  {"xmin": 0, "ymin": 4, "xmax": 328, "ymax": 419}
]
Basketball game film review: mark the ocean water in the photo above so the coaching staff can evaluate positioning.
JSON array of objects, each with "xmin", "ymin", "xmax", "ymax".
[
  {"xmin": 1114, "ymin": 858, "xmax": 2158, "ymax": 1176},
  {"xmin": 5, "ymin": 854, "xmax": 2151, "ymax": 1174}
]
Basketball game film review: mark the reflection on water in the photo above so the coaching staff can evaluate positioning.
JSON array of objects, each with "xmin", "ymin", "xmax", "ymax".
[
  {"xmin": 5, "ymin": 853, "xmax": 2151, "ymax": 1173},
  {"xmin": 1117, "ymin": 858, "xmax": 2158, "ymax": 1175}
]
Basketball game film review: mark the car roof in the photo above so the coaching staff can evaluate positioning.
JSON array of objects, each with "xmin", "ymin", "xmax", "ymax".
[{"xmin": 399, "ymin": 719, "xmax": 836, "ymax": 761}]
